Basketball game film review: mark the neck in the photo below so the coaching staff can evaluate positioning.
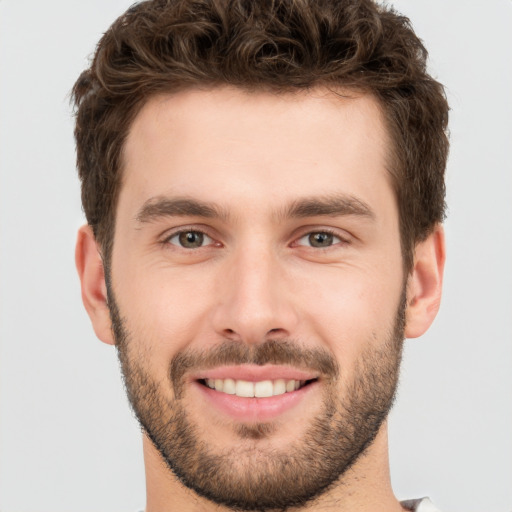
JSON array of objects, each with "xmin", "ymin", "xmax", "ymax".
[{"xmin": 142, "ymin": 422, "xmax": 404, "ymax": 512}]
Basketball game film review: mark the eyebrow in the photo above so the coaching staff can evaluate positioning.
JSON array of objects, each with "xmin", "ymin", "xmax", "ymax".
[
  {"xmin": 136, "ymin": 197, "xmax": 230, "ymax": 224},
  {"xmin": 135, "ymin": 193, "xmax": 375, "ymax": 225},
  {"xmin": 279, "ymin": 194, "xmax": 375, "ymax": 221}
]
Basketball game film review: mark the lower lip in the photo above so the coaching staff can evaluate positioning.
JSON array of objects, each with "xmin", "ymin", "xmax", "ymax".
[{"xmin": 193, "ymin": 381, "xmax": 317, "ymax": 422}]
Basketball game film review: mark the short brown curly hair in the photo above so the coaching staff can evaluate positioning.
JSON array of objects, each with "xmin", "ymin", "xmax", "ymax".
[{"xmin": 72, "ymin": 0, "xmax": 449, "ymax": 272}]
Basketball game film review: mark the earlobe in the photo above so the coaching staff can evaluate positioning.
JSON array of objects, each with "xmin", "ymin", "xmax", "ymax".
[
  {"xmin": 75, "ymin": 225, "xmax": 115, "ymax": 345},
  {"xmin": 404, "ymin": 225, "xmax": 446, "ymax": 339}
]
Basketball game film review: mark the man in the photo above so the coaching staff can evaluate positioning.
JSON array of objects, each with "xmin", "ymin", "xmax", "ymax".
[{"xmin": 73, "ymin": 0, "xmax": 448, "ymax": 511}]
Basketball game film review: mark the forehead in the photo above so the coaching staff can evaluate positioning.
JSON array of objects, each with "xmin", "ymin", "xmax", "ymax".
[{"xmin": 121, "ymin": 86, "xmax": 393, "ymax": 218}]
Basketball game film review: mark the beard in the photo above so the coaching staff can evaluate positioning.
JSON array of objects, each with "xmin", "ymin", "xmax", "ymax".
[{"xmin": 108, "ymin": 287, "xmax": 405, "ymax": 512}]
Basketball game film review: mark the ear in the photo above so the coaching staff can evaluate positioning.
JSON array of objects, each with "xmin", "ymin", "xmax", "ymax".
[
  {"xmin": 405, "ymin": 224, "xmax": 446, "ymax": 339},
  {"xmin": 75, "ymin": 225, "xmax": 115, "ymax": 345}
]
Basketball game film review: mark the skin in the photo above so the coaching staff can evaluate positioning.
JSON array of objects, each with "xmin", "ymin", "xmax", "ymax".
[{"xmin": 76, "ymin": 86, "xmax": 445, "ymax": 512}]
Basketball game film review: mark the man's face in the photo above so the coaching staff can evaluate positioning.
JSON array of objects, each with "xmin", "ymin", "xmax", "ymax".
[{"xmin": 109, "ymin": 87, "xmax": 406, "ymax": 510}]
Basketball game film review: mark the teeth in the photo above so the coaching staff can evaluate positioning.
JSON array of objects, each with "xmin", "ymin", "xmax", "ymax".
[
  {"xmin": 273, "ymin": 379, "xmax": 286, "ymax": 396},
  {"xmin": 254, "ymin": 380, "xmax": 273, "ymax": 398},
  {"xmin": 223, "ymin": 378, "xmax": 236, "ymax": 394},
  {"xmin": 236, "ymin": 380, "xmax": 254, "ymax": 397},
  {"xmin": 204, "ymin": 378, "xmax": 307, "ymax": 397}
]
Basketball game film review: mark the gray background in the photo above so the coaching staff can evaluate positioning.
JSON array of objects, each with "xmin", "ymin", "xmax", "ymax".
[{"xmin": 0, "ymin": 1, "xmax": 511, "ymax": 511}]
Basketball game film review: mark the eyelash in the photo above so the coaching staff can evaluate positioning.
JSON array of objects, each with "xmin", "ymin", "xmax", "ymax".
[
  {"xmin": 294, "ymin": 228, "xmax": 349, "ymax": 249},
  {"xmin": 161, "ymin": 227, "xmax": 350, "ymax": 250},
  {"xmin": 162, "ymin": 228, "xmax": 216, "ymax": 249}
]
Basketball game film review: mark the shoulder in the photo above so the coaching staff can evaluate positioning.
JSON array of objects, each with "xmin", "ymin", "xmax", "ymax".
[{"xmin": 401, "ymin": 497, "xmax": 443, "ymax": 512}]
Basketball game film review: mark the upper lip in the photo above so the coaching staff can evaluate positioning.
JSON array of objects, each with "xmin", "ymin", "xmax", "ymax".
[{"xmin": 190, "ymin": 364, "xmax": 319, "ymax": 382}]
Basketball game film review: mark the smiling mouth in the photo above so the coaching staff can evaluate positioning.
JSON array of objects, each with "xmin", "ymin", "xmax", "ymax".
[{"xmin": 199, "ymin": 378, "xmax": 317, "ymax": 398}]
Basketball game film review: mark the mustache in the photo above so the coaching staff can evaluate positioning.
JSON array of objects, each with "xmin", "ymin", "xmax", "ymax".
[{"xmin": 170, "ymin": 339, "xmax": 340, "ymax": 397}]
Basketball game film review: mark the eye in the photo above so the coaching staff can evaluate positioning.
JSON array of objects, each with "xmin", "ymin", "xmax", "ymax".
[
  {"xmin": 167, "ymin": 230, "xmax": 214, "ymax": 249},
  {"xmin": 296, "ymin": 231, "xmax": 344, "ymax": 248}
]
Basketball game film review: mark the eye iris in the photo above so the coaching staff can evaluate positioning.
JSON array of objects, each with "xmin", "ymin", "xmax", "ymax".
[
  {"xmin": 309, "ymin": 232, "xmax": 333, "ymax": 247},
  {"xmin": 179, "ymin": 231, "xmax": 204, "ymax": 248}
]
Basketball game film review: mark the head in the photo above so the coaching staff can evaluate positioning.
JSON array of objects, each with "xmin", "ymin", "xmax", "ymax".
[
  {"xmin": 74, "ymin": 1, "xmax": 448, "ymax": 510},
  {"xmin": 73, "ymin": 0, "xmax": 448, "ymax": 274}
]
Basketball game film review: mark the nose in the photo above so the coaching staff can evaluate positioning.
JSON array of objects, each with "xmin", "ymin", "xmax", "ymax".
[{"xmin": 211, "ymin": 245, "xmax": 299, "ymax": 344}]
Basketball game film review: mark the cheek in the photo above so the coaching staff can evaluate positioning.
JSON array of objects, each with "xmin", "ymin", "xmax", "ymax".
[
  {"xmin": 113, "ymin": 263, "xmax": 217, "ymax": 375},
  {"xmin": 292, "ymin": 265, "xmax": 402, "ymax": 365}
]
